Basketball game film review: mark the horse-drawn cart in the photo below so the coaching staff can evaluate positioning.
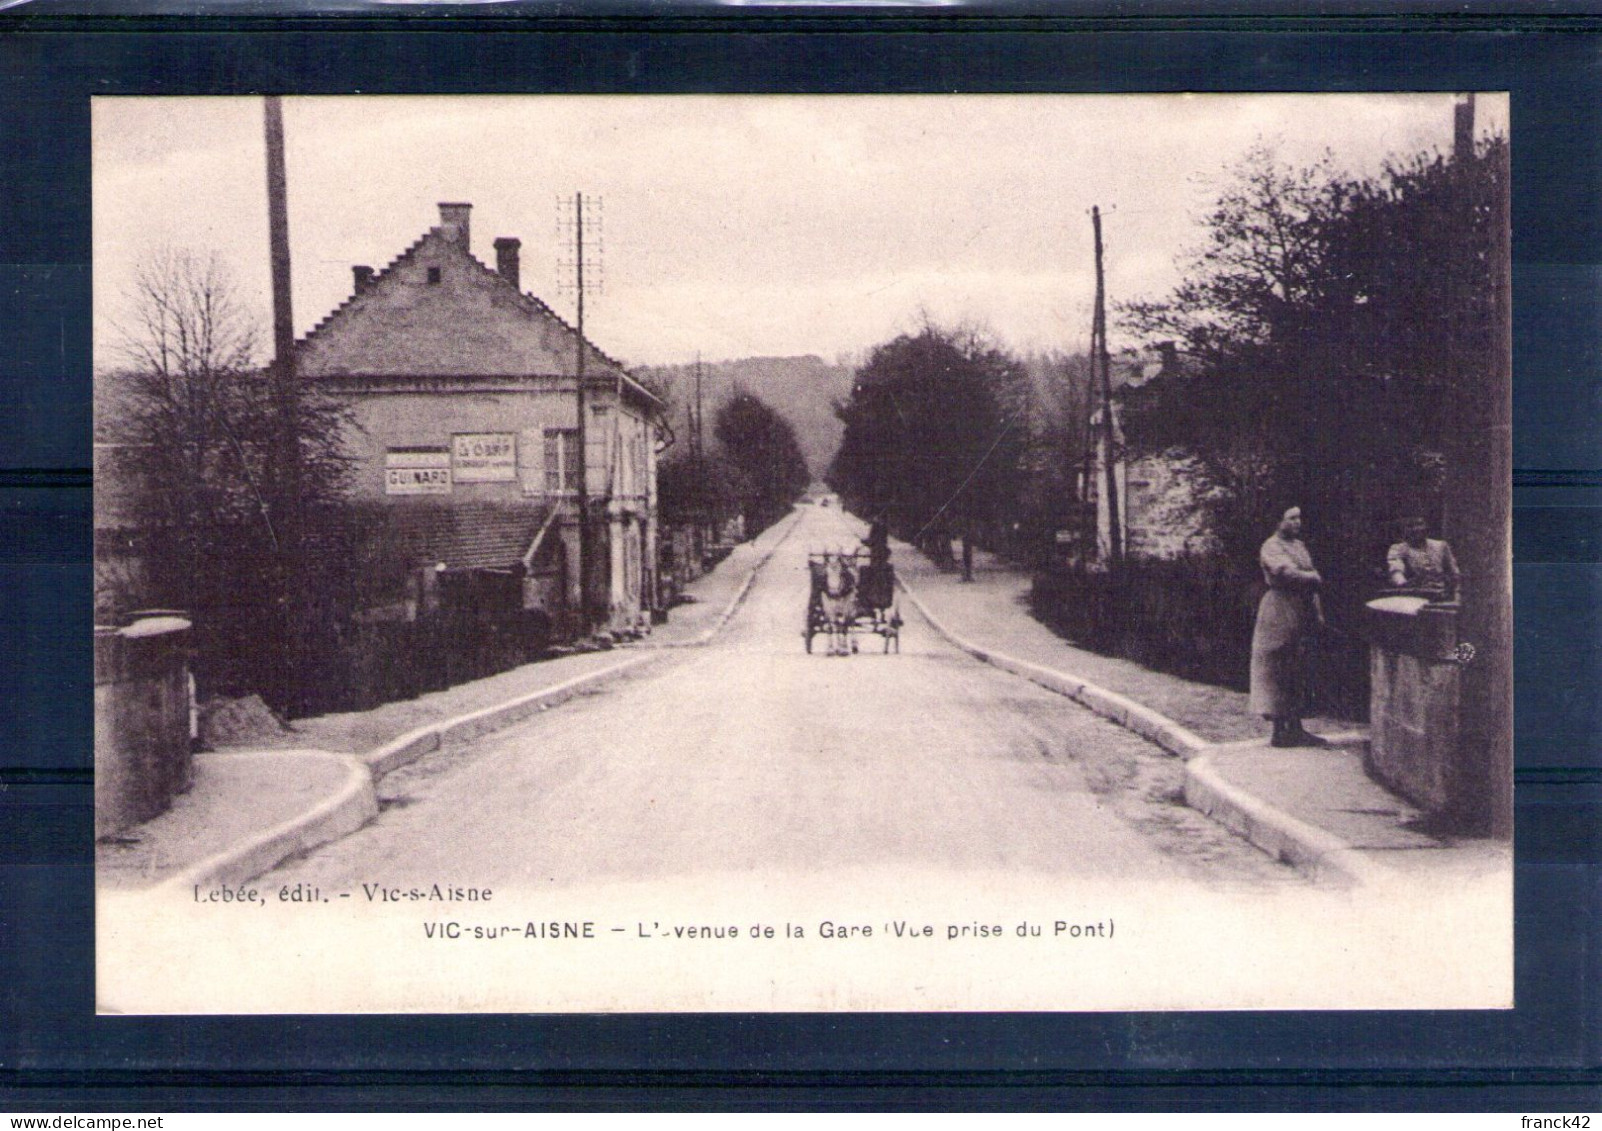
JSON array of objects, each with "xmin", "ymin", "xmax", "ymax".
[{"xmin": 804, "ymin": 549, "xmax": 902, "ymax": 654}]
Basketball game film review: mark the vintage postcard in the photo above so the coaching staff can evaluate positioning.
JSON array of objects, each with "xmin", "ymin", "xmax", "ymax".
[{"xmin": 93, "ymin": 93, "xmax": 1512, "ymax": 1013}]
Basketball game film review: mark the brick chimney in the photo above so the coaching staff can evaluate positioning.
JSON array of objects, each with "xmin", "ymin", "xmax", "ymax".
[
  {"xmin": 493, "ymin": 237, "xmax": 521, "ymax": 292},
  {"xmin": 437, "ymin": 202, "xmax": 472, "ymax": 249},
  {"xmin": 1453, "ymin": 93, "xmax": 1475, "ymax": 162},
  {"xmin": 352, "ymin": 265, "xmax": 375, "ymax": 295}
]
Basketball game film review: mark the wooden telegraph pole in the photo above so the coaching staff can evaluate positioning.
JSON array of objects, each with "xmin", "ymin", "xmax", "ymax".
[
  {"xmin": 1092, "ymin": 205, "xmax": 1123, "ymax": 566},
  {"xmin": 694, "ymin": 353, "xmax": 705, "ymax": 465},
  {"xmin": 694, "ymin": 353, "xmax": 706, "ymax": 553},
  {"xmin": 1445, "ymin": 94, "xmax": 1511, "ymax": 837},
  {"xmin": 263, "ymin": 95, "xmax": 305, "ymax": 713},
  {"xmin": 571, "ymin": 192, "xmax": 591, "ymax": 632},
  {"xmin": 561, "ymin": 191, "xmax": 607, "ymax": 634}
]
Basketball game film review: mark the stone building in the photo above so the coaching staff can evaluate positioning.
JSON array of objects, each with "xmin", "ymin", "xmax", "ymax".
[
  {"xmin": 298, "ymin": 202, "xmax": 665, "ymax": 639},
  {"xmin": 1083, "ymin": 344, "xmax": 1220, "ymax": 563}
]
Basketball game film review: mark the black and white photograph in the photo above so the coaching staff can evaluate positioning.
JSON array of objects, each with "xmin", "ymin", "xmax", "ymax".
[{"xmin": 92, "ymin": 93, "xmax": 1513, "ymax": 1013}]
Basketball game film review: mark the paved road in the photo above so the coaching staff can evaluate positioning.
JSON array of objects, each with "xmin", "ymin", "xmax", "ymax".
[{"xmin": 264, "ymin": 504, "xmax": 1302, "ymax": 892}]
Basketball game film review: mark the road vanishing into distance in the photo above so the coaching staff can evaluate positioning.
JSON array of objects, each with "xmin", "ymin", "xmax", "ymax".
[{"xmin": 263, "ymin": 503, "xmax": 1303, "ymax": 894}]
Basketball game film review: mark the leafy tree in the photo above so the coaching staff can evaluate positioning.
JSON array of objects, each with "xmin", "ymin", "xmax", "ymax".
[
  {"xmin": 1124, "ymin": 146, "xmax": 1355, "ymax": 369},
  {"xmin": 1111, "ymin": 135, "xmax": 1508, "ymax": 718},
  {"xmin": 1331, "ymin": 139, "xmax": 1507, "ymax": 428},
  {"xmin": 829, "ymin": 323, "xmax": 1027, "ymax": 578},
  {"xmin": 712, "ymin": 388, "xmax": 811, "ymax": 534},
  {"xmin": 1118, "ymin": 147, "xmax": 1355, "ymax": 555},
  {"xmin": 636, "ymin": 364, "xmax": 741, "ymax": 533},
  {"xmin": 1119, "ymin": 137, "xmax": 1508, "ymax": 570},
  {"xmin": 656, "ymin": 445, "xmax": 738, "ymax": 528}
]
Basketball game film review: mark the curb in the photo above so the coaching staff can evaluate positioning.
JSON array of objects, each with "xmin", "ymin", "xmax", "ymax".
[
  {"xmin": 644, "ymin": 507, "xmax": 806, "ymax": 649},
  {"xmin": 363, "ymin": 654, "xmax": 656, "ymax": 779},
  {"xmin": 157, "ymin": 657, "xmax": 661, "ymax": 894},
  {"xmin": 366, "ymin": 509, "xmax": 807, "ymax": 777},
  {"xmin": 155, "ymin": 750, "xmax": 378, "ymax": 896},
  {"xmin": 1183, "ymin": 753, "xmax": 1387, "ymax": 888},
  {"xmin": 149, "ymin": 512, "xmax": 802, "ymax": 892},
  {"xmin": 896, "ymin": 571, "xmax": 1382, "ymax": 887},
  {"xmin": 895, "ymin": 579, "xmax": 1212, "ymax": 760},
  {"xmin": 700, "ymin": 509, "xmax": 804, "ymax": 642}
]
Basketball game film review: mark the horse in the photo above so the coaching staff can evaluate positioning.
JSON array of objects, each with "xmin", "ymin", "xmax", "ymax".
[{"xmin": 818, "ymin": 552, "xmax": 858, "ymax": 655}]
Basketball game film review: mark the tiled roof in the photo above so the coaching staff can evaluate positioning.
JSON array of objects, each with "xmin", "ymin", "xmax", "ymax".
[
  {"xmin": 310, "ymin": 500, "xmax": 551, "ymax": 575},
  {"xmin": 381, "ymin": 500, "xmax": 549, "ymax": 572}
]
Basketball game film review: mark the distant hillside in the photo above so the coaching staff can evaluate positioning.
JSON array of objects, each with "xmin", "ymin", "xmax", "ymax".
[{"xmin": 636, "ymin": 355, "xmax": 852, "ymax": 480}]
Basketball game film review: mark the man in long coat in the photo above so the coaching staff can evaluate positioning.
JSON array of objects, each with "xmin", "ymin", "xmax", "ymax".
[
  {"xmin": 1249, "ymin": 506, "xmax": 1327, "ymax": 747},
  {"xmin": 859, "ymin": 515, "xmax": 893, "ymax": 610}
]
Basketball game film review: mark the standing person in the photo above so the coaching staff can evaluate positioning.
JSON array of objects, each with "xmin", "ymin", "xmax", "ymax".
[
  {"xmin": 1249, "ymin": 506, "xmax": 1327, "ymax": 747},
  {"xmin": 864, "ymin": 516, "xmax": 890, "ymax": 568},
  {"xmin": 860, "ymin": 515, "xmax": 893, "ymax": 610},
  {"xmin": 1387, "ymin": 515, "xmax": 1461, "ymax": 601}
]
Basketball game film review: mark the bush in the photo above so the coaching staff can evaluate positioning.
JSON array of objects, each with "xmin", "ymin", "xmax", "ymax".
[{"xmin": 1031, "ymin": 557, "xmax": 1368, "ymax": 721}]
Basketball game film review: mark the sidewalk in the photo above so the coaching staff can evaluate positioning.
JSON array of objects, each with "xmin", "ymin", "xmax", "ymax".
[
  {"xmin": 893, "ymin": 539, "xmax": 1510, "ymax": 887},
  {"xmin": 97, "ymin": 505, "xmax": 1509, "ymax": 894},
  {"xmin": 95, "ymin": 510, "xmax": 801, "ymax": 893}
]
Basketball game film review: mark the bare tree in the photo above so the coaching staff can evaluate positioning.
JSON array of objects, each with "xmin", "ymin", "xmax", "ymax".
[
  {"xmin": 101, "ymin": 247, "xmax": 350, "ymax": 706},
  {"xmin": 107, "ymin": 249, "xmax": 272, "ymax": 544}
]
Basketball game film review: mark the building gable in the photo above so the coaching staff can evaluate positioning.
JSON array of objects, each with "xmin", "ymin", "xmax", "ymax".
[{"xmin": 298, "ymin": 209, "xmax": 621, "ymax": 382}]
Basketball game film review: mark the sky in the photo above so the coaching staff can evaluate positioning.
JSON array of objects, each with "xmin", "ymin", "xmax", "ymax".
[{"xmin": 93, "ymin": 93, "xmax": 1508, "ymax": 370}]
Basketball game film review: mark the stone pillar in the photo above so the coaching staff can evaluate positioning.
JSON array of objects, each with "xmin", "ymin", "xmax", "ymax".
[
  {"xmin": 94, "ymin": 614, "xmax": 193, "ymax": 839},
  {"xmin": 1364, "ymin": 596, "xmax": 1471, "ymax": 826}
]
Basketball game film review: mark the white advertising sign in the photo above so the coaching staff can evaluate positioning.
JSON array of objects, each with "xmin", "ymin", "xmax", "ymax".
[
  {"xmin": 452, "ymin": 433, "xmax": 517, "ymax": 482},
  {"xmin": 384, "ymin": 449, "xmax": 452, "ymax": 495}
]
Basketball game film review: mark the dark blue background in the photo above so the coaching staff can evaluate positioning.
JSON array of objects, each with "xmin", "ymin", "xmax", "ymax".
[{"xmin": 1, "ymin": 14, "xmax": 1598, "ymax": 1111}]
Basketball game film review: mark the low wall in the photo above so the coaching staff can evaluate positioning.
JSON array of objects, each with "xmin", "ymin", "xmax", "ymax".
[
  {"xmin": 1364, "ymin": 596, "xmax": 1461, "ymax": 820},
  {"xmin": 95, "ymin": 615, "xmax": 193, "ymax": 839}
]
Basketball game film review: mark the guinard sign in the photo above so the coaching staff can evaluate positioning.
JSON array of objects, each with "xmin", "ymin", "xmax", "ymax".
[
  {"xmin": 385, "ymin": 449, "xmax": 452, "ymax": 495},
  {"xmin": 452, "ymin": 433, "xmax": 518, "ymax": 482}
]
